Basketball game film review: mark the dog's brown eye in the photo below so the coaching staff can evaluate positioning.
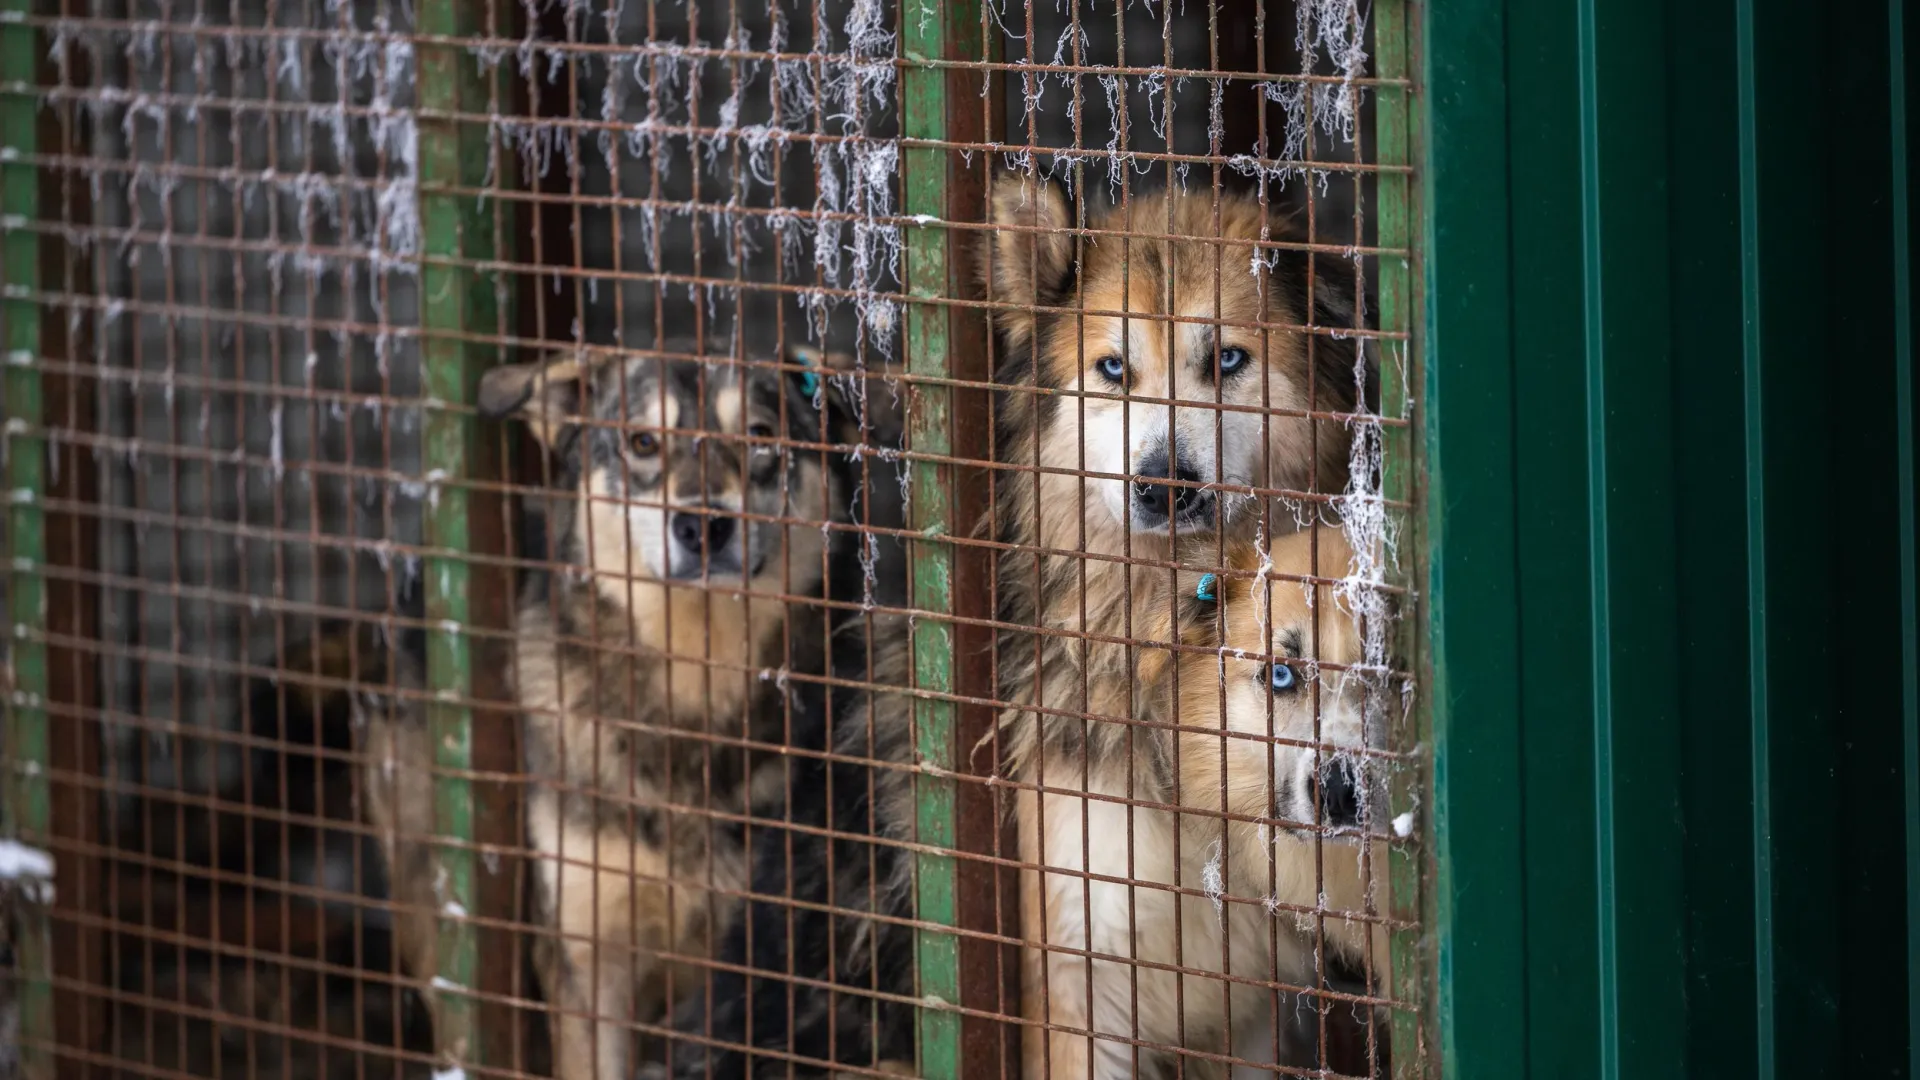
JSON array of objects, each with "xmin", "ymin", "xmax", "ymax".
[
  {"xmin": 630, "ymin": 431, "xmax": 659, "ymax": 457},
  {"xmin": 748, "ymin": 423, "xmax": 775, "ymax": 442}
]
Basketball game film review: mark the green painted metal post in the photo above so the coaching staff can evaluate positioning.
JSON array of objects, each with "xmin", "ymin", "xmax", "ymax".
[
  {"xmin": 1506, "ymin": 6, "xmax": 1602, "ymax": 1075},
  {"xmin": 902, "ymin": 4, "xmax": 962, "ymax": 1072},
  {"xmin": 1420, "ymin": 2, "xmax": 1529, "ymax": 1075},
  {"xmin": 416, "ymin": 0, "xmax": 507, "ymax": 1068},
  {"xmin": 1567, "ymin": 6, "xmax": 1687, "ymax": 1077},
  {"xmin": 1372, "ymin": 4, "xmax": 1426, "ymax": 1077},
  {"xmin": 0, "ymin": 0, "xmax": 47, "ymax": 1069},
  {"xmin": 901, "ymin": 0, "xmax": 996, "ymax": 1075}
]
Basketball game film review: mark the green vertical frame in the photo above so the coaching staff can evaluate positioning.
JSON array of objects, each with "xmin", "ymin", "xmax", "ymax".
[
  {"xmin": 902, "ymin": 1, "xmax": 965, "ymax": 1073},
  {"xmin": 902, "ymin": 0, "xmax": 1001, "ymax": 1071},
  {"xmin": 0, "ymin": 0, "xmax": 47, "ymax": 1070},
  {"xmin": 1568, "ymin": 5, "xmax": 1687, "ymax": 1077},
  {"xmin": 416, "ymin": 0, "xmax": 508, "ymax": 1066},
  {"xmin": 1372, "ymin": 3, "xmax": 1427, "ymax": 1077},
  {"xmin": 1420, "ymin": 0, "xmax": 1527, "ymax": 1072}
]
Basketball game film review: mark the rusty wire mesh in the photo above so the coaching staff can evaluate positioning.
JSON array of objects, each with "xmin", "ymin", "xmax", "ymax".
[{"xmin": 0, "ymin": 0, "xmax": 1421, "ymax": 1077}]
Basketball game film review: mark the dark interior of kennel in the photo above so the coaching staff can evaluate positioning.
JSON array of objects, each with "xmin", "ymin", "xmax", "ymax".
[{"xmin": 0, "ymin": 0, "xmax": 1414, "ymax": 1078}]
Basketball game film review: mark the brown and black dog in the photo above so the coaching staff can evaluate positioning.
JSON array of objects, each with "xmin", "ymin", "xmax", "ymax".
[{"xmin": 351, "ymin": 339, "xmax": 862, "ymax": 1080}]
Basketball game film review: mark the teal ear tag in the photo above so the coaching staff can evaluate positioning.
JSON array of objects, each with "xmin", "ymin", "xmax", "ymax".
[
  {"xmin": 795, "ymin": 350, "xmax": 821, "ymax": 397},
  {"xmin": 1196, "ymin": 573, "xmax": 1218, "ymax": 603}
]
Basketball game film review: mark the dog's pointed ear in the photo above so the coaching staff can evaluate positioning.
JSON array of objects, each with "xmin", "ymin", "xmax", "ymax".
[
  {"xmin": 478, "ymin": 351, "xmax": 591, "ymax": 448},
  {"xmin": 978, "ymin": 172, "xmax": 1076, "ymax": 350}
]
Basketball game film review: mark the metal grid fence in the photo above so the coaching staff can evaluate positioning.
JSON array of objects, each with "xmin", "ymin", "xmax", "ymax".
[{"xmin": 0, "ymin": 0, "xmax": 1422, "ymax": 1077}]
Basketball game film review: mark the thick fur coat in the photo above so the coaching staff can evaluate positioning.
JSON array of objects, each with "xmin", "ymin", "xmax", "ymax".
[
  {"xmin": 468, "ymin": 341, "xmax": 857, "ymax": 1080},
  {"xmin": 976, "ymin": 175, "xmax": 1378, "ymax": 1080},
  {"xmin": 643, "ymin": 622, "xmax": 921, "ymax": 1080}
]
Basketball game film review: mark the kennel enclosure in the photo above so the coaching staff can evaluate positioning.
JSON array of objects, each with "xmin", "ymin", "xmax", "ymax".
[{"xmin": 5, "ymin": 1, "xmax": 1920, "ymax": 1079}]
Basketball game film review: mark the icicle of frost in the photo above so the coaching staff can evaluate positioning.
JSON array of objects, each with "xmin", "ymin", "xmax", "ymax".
[
  {"xmin": 1201, "ymin": 838, "xmax": 1225, "ymax": 918},
  {"xmin": 1329, "ymin": 329, "xmax": 1396, "ymax": 835},
  {"xmin": 1143, "ymin": 70, "xmax": 1172, "ymax": 147},
  {"xmin": 599, "ymin": 52, "xmax": 628, "ymax": 167},
  {"xmin": 1098, "ymin": 72, "xmax": 1128, "ymax": 195},
  {"xmin": 367, "ymin": 29, "xmax": 420, "ymax": 280},
  {"xmin": 1238, "ymin": 0, "xmax": 1370, "ymax": 191},
  {"xmin": 1295, "ymin": 0, "xmax": 1369, "ymax": 147},
  {"xmin": 268, "ymin": 401, "xmax": 285, "ymax": 480}
]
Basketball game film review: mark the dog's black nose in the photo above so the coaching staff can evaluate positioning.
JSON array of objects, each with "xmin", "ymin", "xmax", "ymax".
[
  {"xmin": 1309, "ymin": 760, "xmax": 1362, "ymax": 829},
  {"xmin": 1131, "ymin": 450, "xmax": 1208, "ymax": 525},
  {"xmin": 670, "ymin": 510, "xmax": 735, "ymax": 555}
]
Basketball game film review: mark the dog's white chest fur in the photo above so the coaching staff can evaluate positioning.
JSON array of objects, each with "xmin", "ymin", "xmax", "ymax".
[{"xmin": 1034, "ymin": 761, "xmax": 1309, "ymax": 1078}]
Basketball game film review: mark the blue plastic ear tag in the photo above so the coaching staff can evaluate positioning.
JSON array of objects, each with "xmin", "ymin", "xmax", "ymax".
[
  {"xmin": 1196, "ymin": 573, "xmax": 1218, "ymax": 603},
  {"xmin": 795, "ymin": 351, "xmax": 821, "ymax": 397}
]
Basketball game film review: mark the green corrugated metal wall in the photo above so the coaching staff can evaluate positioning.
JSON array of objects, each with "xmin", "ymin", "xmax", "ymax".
[{"xmin": 1421, "ymin": 0, "xmax": 1920, "ymax": 1076}]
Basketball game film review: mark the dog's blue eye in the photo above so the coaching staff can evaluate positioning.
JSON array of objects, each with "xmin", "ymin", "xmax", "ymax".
[
  {"xmin": 1096, "ymin": 356, "xmax": 1127, "ymax": 383},
  {"xmin": 1217, "ymin": 347, "xmax": 1249, "ymax": 375},
  {"xmin": 1267, "ymin": 663, "xmax": 1297, "ymax": 694}
]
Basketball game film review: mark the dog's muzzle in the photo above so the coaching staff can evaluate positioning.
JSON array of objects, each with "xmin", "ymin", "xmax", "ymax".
[
  {"xmin": 668, "ymin": 506, "xmax": 747, "ymax": 577},
  {"xmin": 1131, "ymin": 447, "xmax": 1215, "ymax": 530},
  {"xmin": 1305, "ymin": 759, "xmax": 1362, "ymax": 830}
]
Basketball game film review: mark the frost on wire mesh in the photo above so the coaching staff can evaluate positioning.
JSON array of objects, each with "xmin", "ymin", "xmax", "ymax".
[
  {"xmin": 65, "ymin": 0, "xmax": 423, "ymax": 890},
  {"xmin": 544, "ymin": 0, "xmax": 900, "ymax": 358}
]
